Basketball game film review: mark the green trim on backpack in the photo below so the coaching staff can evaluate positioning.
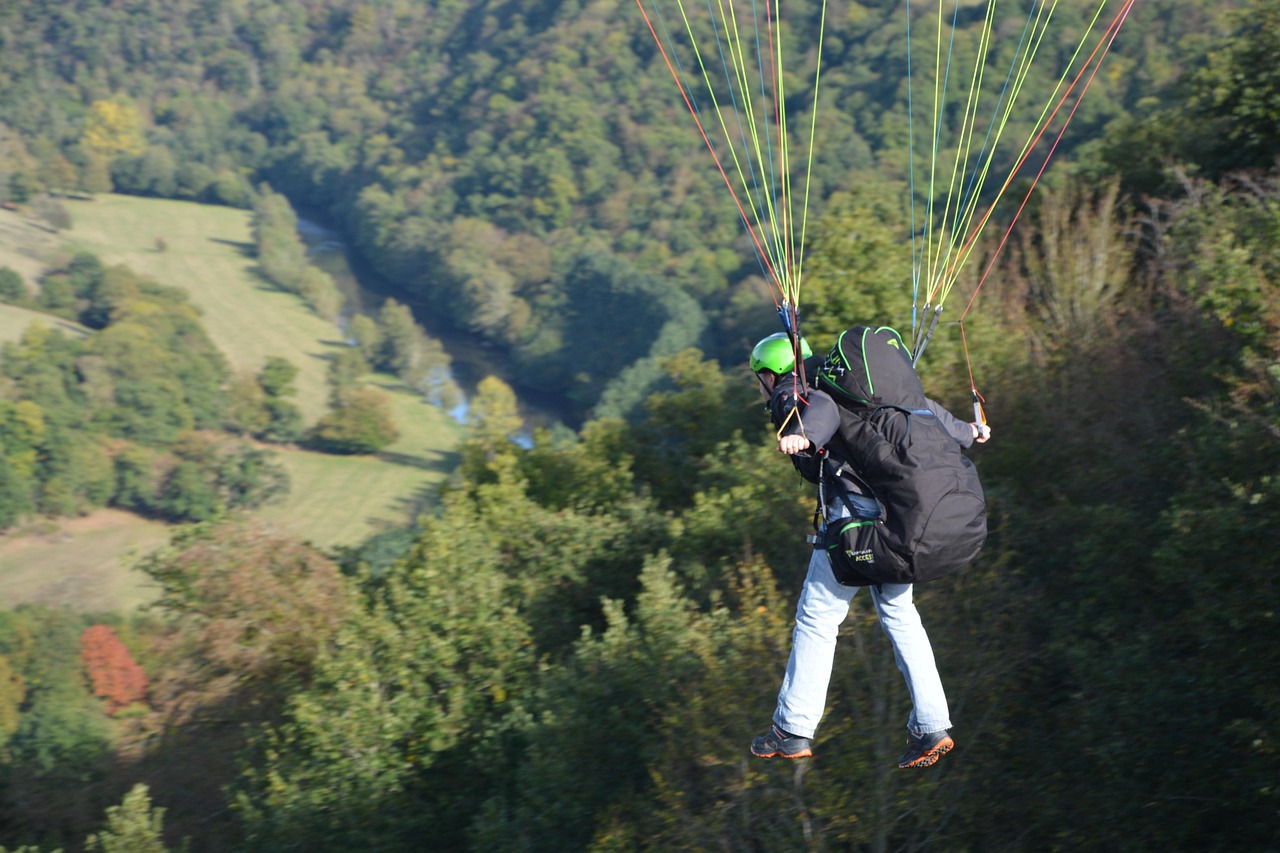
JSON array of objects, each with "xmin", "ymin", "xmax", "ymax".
[
  {"xmin": 825, "ymin": 519, "xmax": 875, "ymax": 548},
  {"xmin": 819, "ymin": 326, "xmax": 912, "ymax": 407}
]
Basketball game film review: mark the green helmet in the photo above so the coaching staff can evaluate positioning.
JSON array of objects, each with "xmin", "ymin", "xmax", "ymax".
[{"xmin": 750, "ymin": 332, "xmax": 812, "ymax": 375}]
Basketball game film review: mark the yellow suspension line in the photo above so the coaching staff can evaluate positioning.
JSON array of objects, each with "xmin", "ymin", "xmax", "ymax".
[
  {"xmin": 933, "ymin": 0, "xmax": 1112, "ymax": 309},
  {"xmin": 927, "ymin": 0, "xmax": 998, "ymax": 299}
]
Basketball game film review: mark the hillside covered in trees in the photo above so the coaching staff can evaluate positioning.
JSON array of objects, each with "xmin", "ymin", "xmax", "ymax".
[
  {"xmin": 0, "ymin": 0, "xmax": 1278, "ymax": 850},
  {"xmin": 2, "ymin": 0, "xmax": 1242, "ymax": 421}
]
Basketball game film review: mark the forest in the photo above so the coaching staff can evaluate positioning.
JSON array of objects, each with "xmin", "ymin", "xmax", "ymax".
[{"xmin": 0, "ymin": 0, "xmax": 1278, "ymax": 850}]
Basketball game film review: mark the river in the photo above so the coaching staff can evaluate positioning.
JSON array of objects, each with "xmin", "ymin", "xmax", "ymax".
[{"xmin": 296, "ymin": 216, "xmax": 568, "ymax": 442}]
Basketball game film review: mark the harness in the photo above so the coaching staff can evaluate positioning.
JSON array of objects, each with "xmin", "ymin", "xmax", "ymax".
[{"xmin": 807, "ymin": 447, "xmax": 881, "ymax": 545}]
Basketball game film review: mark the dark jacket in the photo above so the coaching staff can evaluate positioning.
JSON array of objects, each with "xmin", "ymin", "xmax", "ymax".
[
  {"xmin": 768, "ymin": 371, "xmax": 987, "ymax": 585},
  {"xmin": 767, "ymin": 373, "xmax": 973, "ymax": 497}
]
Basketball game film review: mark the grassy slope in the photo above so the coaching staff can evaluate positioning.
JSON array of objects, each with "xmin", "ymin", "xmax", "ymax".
[
  {"xmin": 257, "ymin": 373, "xmax": 462, "ymax": 547},
  {"xmin": 65, "ymin": 195, "xmax": 338, "ymax": 421},
  {"xmin": 0, "ymin": 512, "xmax": 172, "ymax": 612},
  {"xmin": 0, "ymin": 195, "xmax": 462, "ymax": 610},
  {"xmin": 0, "ymin": 206, "xmax": 60, "ymax": 285},
  {"xmin": 0, "ymin": 302, "xmax": 89, "ymax": 342},
  {"xmin": 0, "ymin": 207, "xmax": 89, "ymax": 342}
]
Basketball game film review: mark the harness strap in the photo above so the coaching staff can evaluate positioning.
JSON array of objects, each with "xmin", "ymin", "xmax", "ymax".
[
  {"xmin": 817, "ymin": 451, "xmax": 879, "ymax": 527},
  {"xmin": 815, "ymin": 447, "xmax": 828, "ymax": 527}
]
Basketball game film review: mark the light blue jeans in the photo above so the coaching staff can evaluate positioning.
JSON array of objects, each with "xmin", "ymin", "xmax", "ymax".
[{"xmin": 773, "ymin": 506, "xmax": 952, "ymax": 739}]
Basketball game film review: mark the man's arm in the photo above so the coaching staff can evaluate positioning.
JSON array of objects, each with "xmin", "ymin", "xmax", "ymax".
[
  {"xmin": 771, "ymin": 386, "xmax": 841, "ymax": 454},
  {"xmin": 926, "ymin": 398, "xmax": 991, "ymax": 447}
]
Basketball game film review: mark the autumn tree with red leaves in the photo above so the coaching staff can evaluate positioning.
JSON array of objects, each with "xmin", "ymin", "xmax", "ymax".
[{"xmin": 79, "ymin": 625, "xmax": 149, "ymax": 716}]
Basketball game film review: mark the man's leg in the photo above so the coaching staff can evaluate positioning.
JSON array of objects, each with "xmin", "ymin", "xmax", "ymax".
[
  {"xmin": 870, "ymin": 583, "xmax": 954, "ymax": 766},
  {"xmin": 771, "ymin": 548, "xmax": 858, "ymax": 739}
]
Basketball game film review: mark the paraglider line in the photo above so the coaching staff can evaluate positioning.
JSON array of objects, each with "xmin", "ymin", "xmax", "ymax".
[
  {"xmin": 960, "ymin": 0, "xmax": 1135, "ymax": 321},
  {"xmin": 633, "ymin": 0, "xmax": 785, "ymax": 302}
]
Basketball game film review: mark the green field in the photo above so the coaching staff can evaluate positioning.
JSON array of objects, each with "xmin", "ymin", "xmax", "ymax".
[
  {"xmin": 258, "ymin": 375, "xmax": 462, "ymax": 547},
  {"xmin": 64, "ymin": 194, "xmax": 344, "ymax": 422},
  {"xmin": 0, "ymin": 206, "xmax": 60, "ymax": 286},
  {"xmin": 0, "ymin": 207, "xmax": 84, "ymax": 344},
  {"xmin": 0, "ymin": 195, "xmax": 463, "ymax": 611},
  {"xmin": 0, "ymin": 302, "xmax": 89, "ymax": 343},
  {"xmin": 0, "ymin": 511, "xmax": 171, "ymax": 612}
]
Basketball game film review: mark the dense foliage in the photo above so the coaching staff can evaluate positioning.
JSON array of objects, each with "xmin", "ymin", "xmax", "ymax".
[
  {"xmin": 0, "ymin": 0, "xmax": 1222, "ymax": 423},
  {"xmin": 0, "ymin": 0, "xmax": 1278, "ymax": 851},
  {"xmin": 251, "ymin": 186, "xmax": 344, "ymax": 320}
]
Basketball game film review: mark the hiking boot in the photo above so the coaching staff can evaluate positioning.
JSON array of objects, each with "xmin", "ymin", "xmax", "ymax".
[
  {"xmin": 751, "ymin": 723, "xmax": 813, "ymax": 759},
  {"xmin": 898, "ymin": 729, "xmax": 954, "ymax": 768}
]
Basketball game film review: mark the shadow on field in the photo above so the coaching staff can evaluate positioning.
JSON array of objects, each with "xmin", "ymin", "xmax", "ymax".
[
  {"xmin": 384, "ymin": 477, "xmax": 453, "ymax": 525},
  {"xmin": 376, "ymin": 449, "xmax": 458, "ymax": 472},
  {"xmin": 306, "ymin": 346, "xmax": 345, "ymax": 364},
  {"xmin": 207, "ymin": 236, "xmax": 255, "ymax": 257},
  {"xmin": 245, "ymin": 264, "xmax": 286, "ymax": 294},
  {"xmin": 48, "ymin": 318, "xmax": 90, "ymax": 337}
]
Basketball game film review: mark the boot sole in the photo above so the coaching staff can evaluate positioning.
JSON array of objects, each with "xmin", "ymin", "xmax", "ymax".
[
  {"xmin": 752, "ymin": 747, "xmax": 814, "ymax": 759},
  {"xmin": 899, "ymin": 737, "xmax": 954, "ymax": 768}
]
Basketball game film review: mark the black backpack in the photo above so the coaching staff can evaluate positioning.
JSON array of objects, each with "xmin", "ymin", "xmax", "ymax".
[{"xmin": 814, "ymin": 326, "xmax": 987, "ymax": 586}]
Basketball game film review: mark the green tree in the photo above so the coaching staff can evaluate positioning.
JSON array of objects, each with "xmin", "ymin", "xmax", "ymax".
[
  {"xmin": 0, "ymin": 400, "xmax": 41, "ymax": 527},
  {"xmin": 442, "ymin": 218, "xmax": 524, "ymax": 339},
  {"xmin": 0, "ymin": 654, "xmax": 24, "ymax": 748},
  {"xmin": 470, "ymin": 558, "xmax": 792, "ymax": 851},
  {"xmin": 375, "ymin": 298, "xmax": 423, "ymax": 374},
  {"xmin": 517, "ymin": 248, "xmax": 707, "ymax": 418},
  {"xmin": 258, "ymin": 356, "xmax": 298, "ymax": 398},
  {"xmin": 798, "ymin": 183, "xmax": 914, "ymax": 338},
  {"xmin": 375, "ymin": 298, "xmax": 455, "ymax": 402},
  {"xmin": 214, "ymin": 442, "xmax": 290, "ymax": 511},
  {"xmin": 300, "ymin": 266, "xmax": 343, "ymax": 320},
  {"xmin": 252, "ymin": 187, "xmax": 341, "ymax": 316},
  {"xmin": 157, "ymin": 460, "xmax": 221, "ymax": 523},
  {"xmin": 37, "ymin": 273, "xmax": 77, "ymax": 315},
  {"xmin": 84, "ymin": 281, "xmax": 229, "ymax": 440},
  {"xmin": 63, "ymin": 252, "xmax": 106, "ymax": 294},
  {"xmin": 623, "ymin": 348, "xmax": 761, "ymax": 510},
  {"xmin": 174, "ymin": 161, "xmax": 215, "ymax": 201},
  {"xmin": 346, "ymin": 313, "xmax": 382, "ymax": 364},
  {"xmin": 262, "ymin": 397, "xmax": 303, "ymax": 443},
  {"xmin": 224, "ymin": 372, "xmax": 271, "ymax": 436},
  {"xmin": 0, "ymin": 608, "xmax": 113, "ymax": 847},
  {"xmin": 111, "ymin": 444, "xmax": 156, "ymax": 515},
  {"xmin": 306, "ymin": 387, "xmax": 399, "ymax": 454},
  {"xmin": 112, "ymin": 146, "xmax": 179, "ymax": 198},
  {"xmin": 232, "ymin": 503, "xmax": 536, "ymax": 851},
  {"xmin": 467, "ymin": 375, "xmax": 522, "ymax": 450},
  {"xmin": 84, "ymin": 784, "xmax": 181, "ymax": 853},
  {"xmin": 81, "ymin": 265, "xmax": 141, "ymax": 329},
  {"xmin": 0, "ymin": 123, "xmax": 39, "ymax": 203},
  {"xmin": 1193, "ymin": 0, "xmax": 1280, "ymax": 172},
  {"xmin": 256, "ymin": 356, "xmax": 303, "ymax": 442},
  {"xmin": 325, "ymin": 347, "xmax": 369, "ymax": 403},
  {"xmin": 0, "ymin": 267, "xmax": 27, "ymax": 304}
]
